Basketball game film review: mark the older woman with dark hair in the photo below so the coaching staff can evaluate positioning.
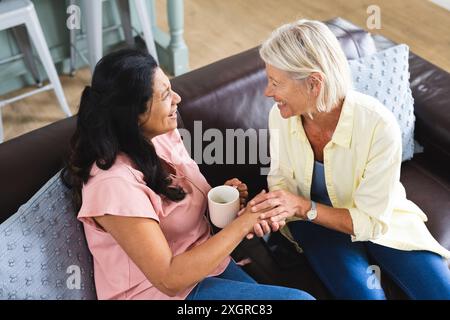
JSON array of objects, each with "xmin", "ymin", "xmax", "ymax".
[
  {"xmin": 63, "ymin": 49, "xmax": 314, "ymax": 300},
  {"xmin": 249, "ymin": 19, "xmax": 450, "ymax": 299}
]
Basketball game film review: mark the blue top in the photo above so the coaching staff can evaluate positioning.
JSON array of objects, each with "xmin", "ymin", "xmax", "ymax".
[{"xmin": 310, "ymin": 161, "xmax": 333, "ymax": 207}]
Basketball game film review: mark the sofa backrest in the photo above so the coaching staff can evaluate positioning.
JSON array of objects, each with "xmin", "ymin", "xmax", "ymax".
[{"xmin": 0, "ymin": 117, "xmax": 76, "ymax": 223}]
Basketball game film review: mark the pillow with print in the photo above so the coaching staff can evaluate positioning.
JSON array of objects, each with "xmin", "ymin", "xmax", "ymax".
[
  {"xmin": 0, "ymin": 171, "xmax": 97, "ymax": 300},
  {"xmin": 349, "ymin": 44, "xmax": 416, "ymax": 161}
]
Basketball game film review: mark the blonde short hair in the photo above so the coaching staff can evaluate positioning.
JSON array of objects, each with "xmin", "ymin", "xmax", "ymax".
[{"xmin": 259, "ymin": 19, "xmax": 352, "ymax": 113}]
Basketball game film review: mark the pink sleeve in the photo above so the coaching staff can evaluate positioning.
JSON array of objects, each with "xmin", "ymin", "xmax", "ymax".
[{"xmin": 78, "ymin": 176, "xmax": 160, "ymax": 224}]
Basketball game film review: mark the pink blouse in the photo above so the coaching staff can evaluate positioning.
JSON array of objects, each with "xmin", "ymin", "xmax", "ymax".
[{"xmin": 78, "ymin": 129, "xmax": 230, "ymax": 299}]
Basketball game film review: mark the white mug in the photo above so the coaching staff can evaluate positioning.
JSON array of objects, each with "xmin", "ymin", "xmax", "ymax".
[{"xmin": 207, "ymin": 185, "xmax": 240, "ymax": 228}]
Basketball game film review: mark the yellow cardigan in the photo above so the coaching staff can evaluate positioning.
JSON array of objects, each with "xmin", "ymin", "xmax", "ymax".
[{"xmin": 268, "ymin": 90, "xmax": 450, "ymax": 259}]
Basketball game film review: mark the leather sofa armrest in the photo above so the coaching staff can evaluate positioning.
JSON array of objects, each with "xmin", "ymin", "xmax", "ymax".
[{"xmin": 408, "ymin": 53, "xmax": 450, "ymax": 177}]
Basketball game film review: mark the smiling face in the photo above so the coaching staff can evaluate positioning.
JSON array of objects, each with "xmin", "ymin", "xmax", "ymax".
[
  {"xmin": 264, "ymin": 63, "xmax": 316, "ymax": 119},
  {"xmin": 139, "ymin": 67, "xmax": 181, "ymax": 138}
]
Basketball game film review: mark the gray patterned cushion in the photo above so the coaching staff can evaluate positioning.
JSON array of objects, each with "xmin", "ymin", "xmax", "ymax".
[
  {"xmin": 349, "ymin": 44, "xmax": 416, "ymax": 161},
  {"xmin": 0, "ymin": 171, "xmax": 96, "ymax": 300}
]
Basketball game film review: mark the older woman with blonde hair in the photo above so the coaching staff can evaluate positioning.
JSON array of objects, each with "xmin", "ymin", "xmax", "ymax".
[{"xmin": 248, "ymin": 19, "xmax": 450, "ymax": 299}]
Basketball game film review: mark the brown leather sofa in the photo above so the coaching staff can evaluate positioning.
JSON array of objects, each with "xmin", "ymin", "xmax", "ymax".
[{"xmin": 0, "ymin": 17, "xmax": 449, "ymax": 299}]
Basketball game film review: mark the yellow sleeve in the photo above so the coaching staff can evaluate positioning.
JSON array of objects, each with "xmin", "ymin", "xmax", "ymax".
[
  {"xmin": 267, "ymin": 105, "xmax": 292, "ymax": 192},
  {"xmin": 349, "ymin": 117, "xmax": 402, "ymax": 242}
]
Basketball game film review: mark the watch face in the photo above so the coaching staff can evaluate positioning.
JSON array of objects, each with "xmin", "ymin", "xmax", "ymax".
[{"xmin": 307, "ymin": 210, "xmax": 317, "ymax": 221}]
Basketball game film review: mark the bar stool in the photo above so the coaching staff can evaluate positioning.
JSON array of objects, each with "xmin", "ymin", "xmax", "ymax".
[
  {"xmin": 76, "ymin": 0, "xmax": 158, "ymax": 73},
  {"xmin": 11, "ymin": 25, "xmax": 42, "ymax": 86},
  {"xmin": 0, "ymin": 0, "xmax": 72, "ymax": 142}
]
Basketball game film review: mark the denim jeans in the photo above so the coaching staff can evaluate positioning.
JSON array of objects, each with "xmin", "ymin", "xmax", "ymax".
[
  {"xmin": 289, "ymin": 220, "xmax": 450, "ymax": 300},
  {"xmin": 186, "ymin": 260, "xmax": 315, "ymax": 300}
]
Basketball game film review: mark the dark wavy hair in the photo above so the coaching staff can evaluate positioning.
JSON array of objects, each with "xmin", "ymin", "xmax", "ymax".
[{"xmin": 62, "ymin": 49, "xmax": 185, "ymax": 211}]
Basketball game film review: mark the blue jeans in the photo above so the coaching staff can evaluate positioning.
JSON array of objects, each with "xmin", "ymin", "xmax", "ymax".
[
  {"xmin": 186, "ymin": 260, "xmax": 315, "ymax": 300},
  {"xmin": 289, "ymin": 221, "xmax": 450, "ymax": 300}
]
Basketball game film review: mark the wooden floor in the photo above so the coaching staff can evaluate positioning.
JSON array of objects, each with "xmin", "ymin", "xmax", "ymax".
[{"xmin": 1, "ymin": 0, "xmax": 449, "ymax": 141}]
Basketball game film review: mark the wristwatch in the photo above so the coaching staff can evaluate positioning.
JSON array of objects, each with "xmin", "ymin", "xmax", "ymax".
[{"xmin": 306, "ymin": 200, "xmax": 317, "ymax": 221}]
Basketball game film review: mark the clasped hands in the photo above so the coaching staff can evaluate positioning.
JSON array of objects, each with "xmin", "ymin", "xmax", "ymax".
[{"xmin": 224, "ymin": 178, "xmax": 311, "ymax": 239}]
